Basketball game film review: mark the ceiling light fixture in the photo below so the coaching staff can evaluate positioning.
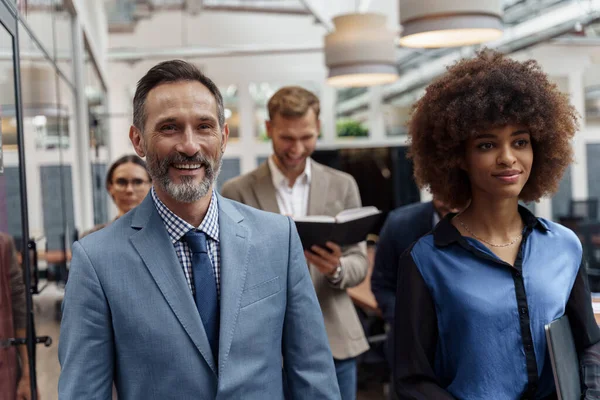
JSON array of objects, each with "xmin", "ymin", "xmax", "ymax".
[
  {"xmin": 325, "ymin": 13, "xmax": 398, "ymax": 87},
  {"xmin": 399, "ymin": 0, "xmax": 504, "ymax": 48}
]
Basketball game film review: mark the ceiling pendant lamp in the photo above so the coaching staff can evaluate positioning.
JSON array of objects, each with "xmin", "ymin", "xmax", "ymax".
[
  {"xmin": 325, "ymin": 13, "xmax": 399, "ymax": 87},
  {"xmin": 399, "ymin": 0, "xmax": 504, "ymax": 48}
]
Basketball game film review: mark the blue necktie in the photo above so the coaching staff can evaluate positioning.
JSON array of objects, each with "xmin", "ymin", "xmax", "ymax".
[{"xmin": 184, "ymin": 230, "xmax": 219, "ymax": 361}]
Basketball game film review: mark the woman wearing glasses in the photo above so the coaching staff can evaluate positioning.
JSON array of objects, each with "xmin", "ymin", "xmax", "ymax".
[{"xmin": 81, "ymin": 155, "xmax": 151, "ymax": 238}]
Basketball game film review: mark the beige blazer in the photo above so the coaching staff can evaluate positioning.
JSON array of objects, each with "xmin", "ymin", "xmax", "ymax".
[{"xmin": 221, "ymin": 160, "xmax": 370, "ymax": 359}]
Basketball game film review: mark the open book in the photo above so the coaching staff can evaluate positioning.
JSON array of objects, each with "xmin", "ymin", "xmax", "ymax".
[{"xmin": 293, "ymin": 206, "xmax": 382, "ymax": 249}]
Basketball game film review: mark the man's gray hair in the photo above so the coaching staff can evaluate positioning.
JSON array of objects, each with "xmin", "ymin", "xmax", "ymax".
[{"xmin": 132, "ymin": 60, "xmax": 225, "ymax": 131}]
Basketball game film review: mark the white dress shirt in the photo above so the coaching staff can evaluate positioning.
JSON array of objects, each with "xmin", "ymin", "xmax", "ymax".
[
  {"xmin": 268, "ymin": 155, "xmax": 311, "ymax": 218},
  {"xmin": 268, "ymin": 156, "xmax": 343, "ymax": 282}
]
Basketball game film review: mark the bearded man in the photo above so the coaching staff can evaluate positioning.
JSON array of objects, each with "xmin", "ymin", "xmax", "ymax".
[{"xmin": 58, "ymin": 60, "xmax": 340, "ymax": 400}]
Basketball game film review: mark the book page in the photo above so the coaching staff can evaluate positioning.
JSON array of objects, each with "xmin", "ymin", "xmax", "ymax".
[
  {"xmin": 293, "ymin": 215, "xmax": 336, "ymax": 223},
  {"xmin": 335, "ymin": 206, "xmax": 380, "ymax": 223}
]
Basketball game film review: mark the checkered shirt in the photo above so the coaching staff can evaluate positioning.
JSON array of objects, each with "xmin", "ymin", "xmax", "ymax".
[{"xmin": 151, "ymin": 187, "xmax": 221, "ymax": 296}]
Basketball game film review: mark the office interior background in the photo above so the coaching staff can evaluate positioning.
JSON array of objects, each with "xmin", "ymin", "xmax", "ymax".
[{"xmin": 1, "ymin": 0, "xmax": 600, "ymax": 398}]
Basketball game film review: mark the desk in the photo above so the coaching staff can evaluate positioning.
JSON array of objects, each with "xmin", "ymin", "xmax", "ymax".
[{"xmin": 347, "ymin": 246, "xmax": 381, "ymax": 315}]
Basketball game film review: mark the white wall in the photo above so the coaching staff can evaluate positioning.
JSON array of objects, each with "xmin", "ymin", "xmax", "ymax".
[
  {"xmin": 110, "ymin": 11, "xmax": 324, "ymax": 50},
  {"xmin": 70, "ymin": 0, "xmax": 108, "ymax": 86},
  {"xmin": 10, "ymin": 1, "xmax": 110, "ymax": 233},
  {"xmin": 106, "ymin": 8, "xmax": 408, "ymax": 166},
  {"xmin": 71, "ymin": 0, "xmax": 110, "ymax": 230},
  {"xmin": 106, "ymin": 8, "xmax": 600, "ymax": 218},
  {"xmin": 510, "ymin": 44, "xmax": 600, "ymax": 219}
]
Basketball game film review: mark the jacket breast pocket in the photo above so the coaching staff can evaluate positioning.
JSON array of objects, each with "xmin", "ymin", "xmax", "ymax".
[{"xmin": 240, "ymin": 276, "xmax": 281, "ymax": 308}]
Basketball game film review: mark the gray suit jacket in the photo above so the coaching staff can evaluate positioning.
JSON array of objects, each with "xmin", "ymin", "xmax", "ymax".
[
  {"xmin": 58, "ymin": 193, "xmax": 340, "ymax": 399},
  {"xmin": 221, "ymin": 160, "xmax": 370, "ymax": 359}
]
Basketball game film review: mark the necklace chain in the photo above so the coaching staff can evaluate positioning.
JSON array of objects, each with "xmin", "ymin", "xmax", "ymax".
[{"xmin": 455, "ymin": 215, "xmax": 522, "ymax": 248}]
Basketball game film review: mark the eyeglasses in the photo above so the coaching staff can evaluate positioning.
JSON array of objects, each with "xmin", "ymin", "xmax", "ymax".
[{"xmin": 113, "ymin": 178, "xmax": 150, "ymax": 191}]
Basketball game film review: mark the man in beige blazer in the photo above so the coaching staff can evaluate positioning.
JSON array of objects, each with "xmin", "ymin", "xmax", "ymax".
[{"xmin": 221, "ymin": 86, "xmax": 369, "ymax": 400}]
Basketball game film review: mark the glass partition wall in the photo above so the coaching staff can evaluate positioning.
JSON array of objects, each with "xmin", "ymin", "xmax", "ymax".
[
  {"xmin": 0, "ymin": 3, "xmax": 39, "ymax": 399},
  {"xmin": 0, "ymin": 0, "xmax": 92, "ymax": 398}
]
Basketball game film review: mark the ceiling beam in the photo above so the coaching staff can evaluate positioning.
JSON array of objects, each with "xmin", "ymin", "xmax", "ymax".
[
  {"xmin": 200, "ymin": 5, "xmax": 309, "ymax": 15},
  {"xmin": 185, "ymin": 0, "xmax": 203, "ymax": 15},
  {"xmin": 297, "ymin": 0, "xmax": 334, "ymax": 31},
  {"xmin": 108, "ymin": 43, "xmax": 322, "ymax": 62}
]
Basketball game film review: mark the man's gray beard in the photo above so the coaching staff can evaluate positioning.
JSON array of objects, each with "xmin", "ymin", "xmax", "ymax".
[{"xmin": 146, "ymin": 151, "xmax": 223, "ymax": 203}]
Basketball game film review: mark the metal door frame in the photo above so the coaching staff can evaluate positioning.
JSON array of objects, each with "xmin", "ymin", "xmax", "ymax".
[{"xmin": 0, "ymin": 1, "xmax": 38, "ymax": 398}]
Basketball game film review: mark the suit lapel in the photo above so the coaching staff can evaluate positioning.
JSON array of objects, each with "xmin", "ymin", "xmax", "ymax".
[
  {"xmin": 308, "ymin": 160, "xmax": 330, "ymax": 216},
  {"xmin": 252, "ymin": 162, "xmax": 280, "ymax": 213},
  {"xmin": 129, "ymin": 195, "xmax": 217, "ymax": 375},
  {"xmin": 216, "ymin": 195, "xmax": 249, "ymax": 375}
]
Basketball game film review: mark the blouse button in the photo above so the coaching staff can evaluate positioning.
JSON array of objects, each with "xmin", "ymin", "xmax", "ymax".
[{"xmin": 520, "ymin": 307, "xmax": 528, "ymax": 315}]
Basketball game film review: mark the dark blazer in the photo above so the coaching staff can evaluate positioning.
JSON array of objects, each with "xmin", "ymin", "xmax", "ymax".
[{"xmin": 371, "ymin": 201, "xmax": 436, "ymax": 325}]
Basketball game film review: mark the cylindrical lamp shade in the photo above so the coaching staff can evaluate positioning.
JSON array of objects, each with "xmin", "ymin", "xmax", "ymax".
[
  {"xmin": 325, "ymin": 13, "xmax": 398, "ymax": 87},
  {"xmin": 400, "ymin": 0, "xmax": 503, "ymax": 48}
]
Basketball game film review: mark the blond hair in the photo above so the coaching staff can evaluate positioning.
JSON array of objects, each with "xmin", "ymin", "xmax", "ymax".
[{"xmin": 267, "ymin": 86, "xmax": 320, "ymax": 120}]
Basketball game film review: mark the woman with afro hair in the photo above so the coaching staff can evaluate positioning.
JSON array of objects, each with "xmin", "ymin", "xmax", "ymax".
[{"xmin": 393, "ymin": 50, "xmax": 600, "ymax": 400}]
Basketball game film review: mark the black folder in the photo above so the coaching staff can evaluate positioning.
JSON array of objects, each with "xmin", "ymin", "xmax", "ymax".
[
  {"xmin": 545, "ymin": 315, "xmax": 581, "ymax": 400},
  {"xmin": 293, "ymin": 207, "xmax": 382, "ymax": 249}
]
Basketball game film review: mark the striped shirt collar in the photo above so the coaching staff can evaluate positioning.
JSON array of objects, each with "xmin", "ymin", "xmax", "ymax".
[{"xmin": 151, "ymin": 186, "xmax": 220, "ymax": 245}]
